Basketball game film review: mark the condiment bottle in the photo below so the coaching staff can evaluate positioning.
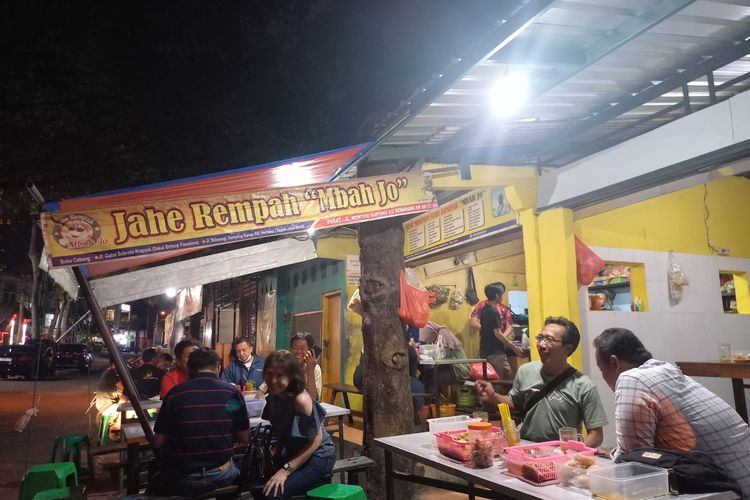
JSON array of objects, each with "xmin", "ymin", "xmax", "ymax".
[{"xmin": 468, "ymin": 421, "xmax": 493, "ymax": 443}]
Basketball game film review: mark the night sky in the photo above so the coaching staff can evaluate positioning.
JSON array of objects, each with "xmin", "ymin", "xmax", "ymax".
[{"xmin": 1, "ymin": 1, "xmax": 510, "ymax": 268}]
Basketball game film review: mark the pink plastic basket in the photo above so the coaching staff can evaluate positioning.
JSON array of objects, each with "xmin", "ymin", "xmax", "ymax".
[
  {"xmin": 503, "ymin": 440, "xmax": 596, "ymax": 484},
  {"xmin": 435, "ymin": 427, "xmax": 507, "ymax": 462}
]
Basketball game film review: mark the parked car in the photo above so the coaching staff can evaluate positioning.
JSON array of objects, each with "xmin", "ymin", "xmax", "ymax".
[
  {"xmin": 0, "ymin": 344, "xmax": 56, "ymax": 380},
  {"xmin": 54, "ymin": 343, "xmax": 92, "ymax": 373}
]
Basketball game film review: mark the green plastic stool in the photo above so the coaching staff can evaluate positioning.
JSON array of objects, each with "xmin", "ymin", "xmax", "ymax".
[
  {"xmin": 306, "ymin": 483, "xmax": 367, "ymax": 500},
  {"xmin": 51, "ymin": 434, "xmax": 92, "ymax": 477},
  {"xmin": 32, "ymin": 487, "xmax": 72, "ymax": 500},
  {"xmin": 19, "ymin": 462, "xmax": 78, "ymax": 500},
  {"xmin": 97, "ymin": 414, "xmax": 115, "ymax": 446},
  {"xmin": 31, "ymin": 485, "xmax": 85, "ymax": 500}
]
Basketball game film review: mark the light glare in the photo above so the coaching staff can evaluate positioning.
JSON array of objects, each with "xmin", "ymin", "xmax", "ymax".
[
  {"xmin": 165, "ymin": 287, "xmax": 177, "ymax": 298},
  {"xmin": 489, "ymin": 74, "xmax": 529, "ymax": 117}
]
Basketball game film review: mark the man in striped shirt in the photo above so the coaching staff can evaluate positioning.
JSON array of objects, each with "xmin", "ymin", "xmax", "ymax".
[
  {"xmin": 594, "ymin": 328, "xmax": 750, "ymax": 497},
  {"xmin": 149, "ymin": 349, "xmax": 250, "ymax": 496}
]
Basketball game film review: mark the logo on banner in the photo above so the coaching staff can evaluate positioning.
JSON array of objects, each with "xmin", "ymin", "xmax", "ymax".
[{"xmin": 52, "ymin": 214, "xmax": 104, "ymax": 249}]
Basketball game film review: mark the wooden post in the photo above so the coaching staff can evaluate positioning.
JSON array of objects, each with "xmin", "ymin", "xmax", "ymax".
[{"xmin": 73, "ymin": 267, "xmax": 155, "ymax": 445}]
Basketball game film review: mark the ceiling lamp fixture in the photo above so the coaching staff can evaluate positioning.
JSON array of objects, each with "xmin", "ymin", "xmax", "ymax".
[{"xmin": 489, "ymin": 73, "xmax": 529, "ymax": 117}]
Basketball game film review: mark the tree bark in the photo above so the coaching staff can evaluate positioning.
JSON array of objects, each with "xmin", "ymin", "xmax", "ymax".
[{"xmin": 358, "ymin": 160, "xmax": 415, "ymax": 500}]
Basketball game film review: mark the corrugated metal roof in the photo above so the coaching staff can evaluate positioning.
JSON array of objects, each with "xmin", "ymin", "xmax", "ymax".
[{"xmin": 353, "ymin": 0, "xmax": 750, "ymax": 173}]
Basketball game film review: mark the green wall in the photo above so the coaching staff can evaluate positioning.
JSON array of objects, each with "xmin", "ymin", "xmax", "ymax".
[{"xmin": 258, "ymin": 259, "xmax": 348, "ymax": 381}]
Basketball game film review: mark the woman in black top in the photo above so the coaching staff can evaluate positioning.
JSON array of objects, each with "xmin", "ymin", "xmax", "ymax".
[{"xmin": 260, "ymin": 350, "xmax": 335, "ymax": 499}]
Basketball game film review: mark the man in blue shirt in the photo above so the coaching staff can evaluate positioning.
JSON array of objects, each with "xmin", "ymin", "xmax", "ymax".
[
  {"xmin": 221, "ymin": 337, "xmax": 264, "ymax": 390},
  {"xmin": 149, "ymin": 349, "xmax": 250, "ymax": 496}
]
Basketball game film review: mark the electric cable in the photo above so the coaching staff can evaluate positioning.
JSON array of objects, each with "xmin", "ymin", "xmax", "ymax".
[{"xmin": 703, "ymin": 183, "xmax": 720, "ymax": 255}]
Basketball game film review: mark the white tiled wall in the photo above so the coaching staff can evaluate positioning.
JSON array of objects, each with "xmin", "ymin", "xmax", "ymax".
[{"xmin": 578, "ymin": 247, "xmax": 750, "ymax": 447}]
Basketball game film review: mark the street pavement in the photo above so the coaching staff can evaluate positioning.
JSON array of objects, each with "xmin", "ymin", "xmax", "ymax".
[{"xmin": 0, "ymin": 356, "xmax": 109, "ymax": 498}]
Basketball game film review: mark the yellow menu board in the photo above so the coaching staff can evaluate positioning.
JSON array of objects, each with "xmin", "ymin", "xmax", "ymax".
[{"xmin": 404, "ymin": 187, "xmax": 517, "ymax": 260}]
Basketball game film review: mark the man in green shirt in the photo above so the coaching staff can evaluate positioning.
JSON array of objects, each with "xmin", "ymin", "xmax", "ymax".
[{"xmin": 476, "ymin": 316, "xmax": 607, "ymax": 447}]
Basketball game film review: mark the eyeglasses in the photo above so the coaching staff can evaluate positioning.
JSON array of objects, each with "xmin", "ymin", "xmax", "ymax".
[{"xmin": 535, "ymin": 335, "xmax": 563, "ymax": 345}]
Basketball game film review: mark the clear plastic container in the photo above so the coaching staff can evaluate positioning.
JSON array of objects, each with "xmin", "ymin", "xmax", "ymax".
[
  {"xmin": 427, "ymin": 415, "xmax": 480, "ymax": 435},
  {"xmin": 244, "ymin": 396, "xmax": 265, "ymax": 418},
  {"xmin": 435, "ymin": 426, "xmax": 504, "ymax": 461},
  {"xmin": 589, "ymin": 463, "xmax": 668, "ymax": 500}
]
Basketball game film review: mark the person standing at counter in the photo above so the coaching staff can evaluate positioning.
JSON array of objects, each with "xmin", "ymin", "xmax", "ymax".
[
  {"xmin": 259, "ymin": 350, "xmax": 335, "ymax": 499},
  {"xmin": 160, "ymin": 339, "xmax": 199, "ymax": 399},
  {"xmin": 593, "ymin": 328, "xmax": 750, "ymax": 497},
  {"xmin": 478, "ymin": 283, "xmax": 524, "ymax": 380},
  {"xmin": 476, "ymin": 316, "xmax": 607, "ymax": 447},
  {"xmin": 221, "ymin": 337, "xmax": 265, "ymax": 390}
]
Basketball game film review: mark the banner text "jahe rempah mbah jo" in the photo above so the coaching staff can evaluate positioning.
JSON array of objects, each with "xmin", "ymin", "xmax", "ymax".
[{"xmin": 41, "ymin": 173, "xmax": 437, "ymax": 268}]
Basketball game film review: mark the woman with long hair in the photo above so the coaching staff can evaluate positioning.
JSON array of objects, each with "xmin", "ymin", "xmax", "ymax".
[{"xmin": 259, "ymin": 350, "xmax": 335, "ymax": 499}]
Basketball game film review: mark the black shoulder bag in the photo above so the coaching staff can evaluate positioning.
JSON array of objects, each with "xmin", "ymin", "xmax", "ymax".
[
  {"xmin": 616, "ymin": 448, "xmax": 741, "ymax": 495},
  {"xmin": 466, "ymin": 267, "xmax": 480, "ymax": 306},
  {"xmin": 240, "ymin": 424, "xmax": 280, "ymax": 493},
  {"xmin": 520, "ymin": 366, "xmax": 577, "ymax": 420}
]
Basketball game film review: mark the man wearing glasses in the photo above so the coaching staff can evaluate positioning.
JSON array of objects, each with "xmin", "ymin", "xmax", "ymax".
[{"xmin": 476, "ymin": 317, "xmax": 607, "ymax": 447}]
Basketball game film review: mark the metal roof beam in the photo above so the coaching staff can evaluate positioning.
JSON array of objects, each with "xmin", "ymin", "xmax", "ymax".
[
  {"xmin": 439, "ymin": 0, "xmax": 696, "ymax": 158},
  {"xmin": 540, "ymin": 37, "xmax": 750, "ymax": 163},
  {"xmin": 367, "ymin": 144, "xmax": 443, "ymax": 161},
  {"xmin": 332, "ymin": 0, "xmax": 557, "ymax": 178}
]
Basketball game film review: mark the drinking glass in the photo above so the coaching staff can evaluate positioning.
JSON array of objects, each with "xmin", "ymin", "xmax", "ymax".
[
  {"xmin": 472, "ymin": 410, "xmax": 489, "ymax": 422},
  {"xmin": 720, "ymin": 343, "xmax": 732, "ymax": 363},
  {"xmin": 559, "ymin": 426, "xmax": 583, "ymax": 442}
]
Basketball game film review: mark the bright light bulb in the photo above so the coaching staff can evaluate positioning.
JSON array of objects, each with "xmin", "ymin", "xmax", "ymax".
[
  {"xmin": 273, "ymin": 162, "xmax": 315, "ymax": 187},
  {"xmin": 165, "ymin": 287, "xmax": 177, "ymax": 298},
  {"xmin": 489, "ymin": 74, "xmax": 529, "ymax": 117}
]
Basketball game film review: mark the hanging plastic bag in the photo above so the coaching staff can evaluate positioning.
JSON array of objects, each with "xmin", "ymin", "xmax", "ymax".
[
  {"xmin": 398, "ymin": 270, "xmax": 436, "ymax": 328},
  {"xmin": 575, "ymin": 236, "xmax": 606, "ymax": 286},
  {"xmin": 426, "ymin": 285, "xmax": 450, "ymax": 307},
  {"xmin": 668, "ymin": 251, "xmax": 689, "ymax": 304},
  {"xmin": 347, "ymin": 289, "xmax": 362, "ymax": 316},
  {"xmin": 404, "ymin": 267, "xmax": 427, "ymax": 290},
  {"xmin": 449, "ymin": 289, "xmax": 466, "ymax": 310}
]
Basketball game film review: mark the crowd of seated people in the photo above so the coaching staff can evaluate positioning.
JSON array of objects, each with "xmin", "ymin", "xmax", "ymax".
[
  {"xmin": 112, "ymin": 311, "xmax": 750, "ymax": 499},
  {"xmin": 106, "ymin": 332, "xmax": 329, "ymax": 497}
]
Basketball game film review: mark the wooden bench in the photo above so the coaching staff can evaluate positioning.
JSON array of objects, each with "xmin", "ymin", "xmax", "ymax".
[
  {"xmin": 325, "ymin": 383, "xmax": 432, "ymax": 425},
  {"xmin": 333, "ymin": 455, "xmax": 375, "ymax": 485},
  {"xmin": 124, "ymin": 456, "xmax": 375, "ymax": 499},
  {"xmin": 325, "ymin": 383, "xmax": 360, "ymax": 424}
]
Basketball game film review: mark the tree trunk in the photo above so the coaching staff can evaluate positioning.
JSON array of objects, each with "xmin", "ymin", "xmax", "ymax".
[
  {"xmin": 27, "ymin": 219, "xmax": 41, "ymax": 339},
  {"xmin": 358, "ymin": 160, "xmax": 415, "ymax": 500}
]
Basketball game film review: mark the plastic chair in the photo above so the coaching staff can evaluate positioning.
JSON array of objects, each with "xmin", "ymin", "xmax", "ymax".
[
  {"xmin": 306, "ymin": 483, "xmax": 367, "ymax": 500},
  {"xmin": 31, "ymin": 487, "xmax": 71, "ymax": 500},
  {"xmin": 97, "ymin": 414, "xmax": 115, "ymax": 446},
  {"xmin": 51, "ymin": 434, "xmax": 92, "ymax": 477},
  {"xmin": 19, "ymin": 462, "xmax": 78, "ymax": 500},
  {"xmin": 31, "ymin": 485, "xmax": 86, "ymax": 500}
]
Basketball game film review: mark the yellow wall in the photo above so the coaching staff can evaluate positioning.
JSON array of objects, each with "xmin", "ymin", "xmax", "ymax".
[
  {"xmin": 574, "ymin": 177, "xmax": 750, "ymax": 257},
  {"xmin": 415, "ymin": 248, "xmax": 526, "ymax": 358},
  {"xmin": 316, "ymin": 235, "xmax": 364, "ymax": 409}
]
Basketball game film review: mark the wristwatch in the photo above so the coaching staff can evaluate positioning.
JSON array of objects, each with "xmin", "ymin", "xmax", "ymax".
[{"xmin": 283, "ymin": 462, "xmax": 295, "ymax": 473}]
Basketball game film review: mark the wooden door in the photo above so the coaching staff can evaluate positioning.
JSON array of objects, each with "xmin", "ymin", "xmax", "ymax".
[{"xmin": 321, "ymin": 291, "xmax": 342, "ymax": 403}]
